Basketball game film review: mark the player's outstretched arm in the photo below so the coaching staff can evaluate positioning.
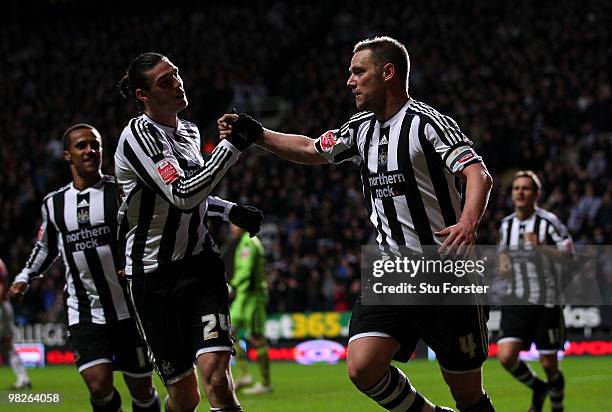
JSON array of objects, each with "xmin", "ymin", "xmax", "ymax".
[
  {"xmin": 217, "ymin": 113, "xmax": 327, "ymax": 165},
  {"xmin": 9, "ymin": 202, "xmax": 61, "ymax": 302},
  {"xmin": 435, "ymin": 162, "xmax": 493, "ymax": 256},
  {"xmin": 258, "ymin": 129, "xmax": 328, "ymax": 164}
]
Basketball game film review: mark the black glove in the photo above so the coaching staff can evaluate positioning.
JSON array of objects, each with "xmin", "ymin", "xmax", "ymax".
[
  {"xmin": 229, "ymin": 204, "xmax": 264, "ymax": 237},
  {"xmin": 226, "ymin": 112, "xmax": 263, "ymax": 151}
]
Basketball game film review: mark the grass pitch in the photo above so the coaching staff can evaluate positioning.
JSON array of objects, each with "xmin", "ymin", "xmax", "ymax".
[{"xmin": 0, "ymin": 357, "xmax": 610, "ymax": 411}]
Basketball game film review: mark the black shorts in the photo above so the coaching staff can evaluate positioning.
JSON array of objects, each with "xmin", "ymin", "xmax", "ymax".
[
  {"xmin": 67, "ymin": 319, "xmax": 153, "ymax": 376},
  {"xmin": 127, "ymin": 252, "xmax": 233, "ymax": 384},
  {"xmin": 349, "ymin": 298, "xmax": 490, "ymax": 373},
  {"xmin": 499, "ymin": 305, "xmax": 566, "ymax": 352}
]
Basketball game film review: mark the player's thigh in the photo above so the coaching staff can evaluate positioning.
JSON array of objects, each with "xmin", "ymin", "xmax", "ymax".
[
  {"xmin": 123, "ymin": 373, "xmax": 154, "ymax": 400},
  {"xmin": 347, "ymin": 301, "xmax": 413, "ymax": 385},
  {"xmin": 166, "ymin": 369, "xmax": 200, "ymax": 409},
  {"xmin": 418, "ymin": 305, "xmax": 489, "ymax": 373},
  {"xmin": 497, "ymin": 306, "xmax": 527, "ymax": 364},
  {"xmin": 497, "ymin": 340, "xmax": 522, "ymax": 367},
  {"xmin": 499, "ymin": 305, "xmax": 532, "ymax": 350},
  {"xmin": 186, "ymin": 257, "xmax": 233, "ymax": 360},
  {"xmin": 68, "ymin": 323, "xmax": 114, "ymax": 375},
  {"xmin": 196, "ymin": 350, "xmax": 232, "ymax": 383},
  {"xmin": 80, "ymin": 362, "xmax": 114, "ymax": 396},
  {"xmin": 349, "ymin": 299, "xmax": 417, "ymax": 360},
  {"xmin": 128, "ymin": 275, "xmax": 194, "ymax": 385},
  {"xmin": 347, "ymin": 336, "xmax": 400, "ymax": 389},
  {"xmin": 347, "ymin": 336, "xmax": 400, "ymax": 372},
  {"xmin": 68, "ymin": 323, "xmax": 114, "ymax": 396},
  {"xmin": 111, "ymin": 319, "xmax": 154, "ymax": 382},
  {"xmin": 533, "ymin": 306, "xmax": 566, "ymax": 352},
  {"xmin": 439, "ymin": 367, "xmax": 483, "ymax": 402}
]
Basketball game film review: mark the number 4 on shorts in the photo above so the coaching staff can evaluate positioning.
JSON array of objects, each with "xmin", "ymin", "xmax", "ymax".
[{"xmin": 459, "ymin": 333, "xmax": 476, "ymax": 358}]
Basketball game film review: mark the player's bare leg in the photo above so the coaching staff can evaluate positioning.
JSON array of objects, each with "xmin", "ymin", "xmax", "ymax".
[
  {"xmin": 123, "ymin": 373, "xmax": 161, "ymax": 411},
  {"xmin": 440, "ymin": 368, "xmax": 494, "ymax": 411},
  {"xmin": 81, "ymin": 363, "xmax": 121, "ymax": 412},
  {"xmin": 498, "ymin": 340, "xmax": 547, "ymax": 412},
  {"xmin": 347, "ymin": 336, "xmax": 447, "ymax": 411},
  {"xmin": 165, "ymin": 370, "xmax": 200, "ymax": 412},
  {"xmin": 540, "ymin": 354, "xmax": 564, "ymax": 412},
  {"xmin": 347, "ymin": 336, "xmax": 398, "ymax": 389},
  {"xmin": 497, "ymin": 340, "xmax": 522, "ymax": 370},
  {"xmin": 197, "ymin": 351, "xmax": 242, "ymax": 410}
]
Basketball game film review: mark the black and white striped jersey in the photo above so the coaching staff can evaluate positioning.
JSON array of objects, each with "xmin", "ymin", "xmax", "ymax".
[
  {"xmin": 314, "ymin": 98, "xmax": 482, "ymax": 252},
  {"xmin": 498, "ymin": 208, "xmax": 574, "ymax": 305},
  {"xmin": 114, "ymin": 114, "xmax": 240, "ymax": 276},
  {"xmin": 14, "ymin": 176, "xmax": 131, "ymax": 326}
]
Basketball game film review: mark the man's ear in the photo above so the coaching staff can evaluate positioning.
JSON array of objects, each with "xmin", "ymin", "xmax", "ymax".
[
  {"xmin": 382, "ymin": 63, "xmax": 395, "ymax": 82},
  {"xmin": 135, "ymin": 88, "xmax": 148, "ymax": 105},
  {"xmin": 63, "ymin": 150, "xmax": 71, "ymax": 162}
]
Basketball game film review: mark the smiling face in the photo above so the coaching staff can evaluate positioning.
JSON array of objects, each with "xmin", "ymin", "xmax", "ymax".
[
  {"xmin": 511, "ymin": 176, "xmax": 539, "ymax": 209},
  {"xmin": 64, "ymin": 127, "xmax": 102, "ymax": 179},
  {"xmin": 346, "ymin": 49, "xmax": 386, "ymax": 112},
  {"xmin": 136, "ymin": 58, "xmax": 188, "ymax": 117}
]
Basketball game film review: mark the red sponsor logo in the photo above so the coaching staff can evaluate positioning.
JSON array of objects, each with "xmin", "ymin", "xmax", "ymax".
[
  {"xmin": 36, "ymin": 224, "xmax": 44, "ymax": 241},
  {"xmin": 157, "ymin": 160, "xmax": 179, "ymax": 185},
  {"xmin": 319, "ymin": 130, "xmax": 337, "ymax": 152},
  {"xmin": 458, "ymin": 152, "xmax": 474, "ymax": 164}
]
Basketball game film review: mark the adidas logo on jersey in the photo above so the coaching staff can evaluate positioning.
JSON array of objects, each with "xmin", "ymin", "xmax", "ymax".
[
  {"xmin": 77, "ymin": 199, "xmax": 89, "ymax": 208},
  {"xmin": 379, "ymin": 134, "xmax": 389, "ymax": 145}
]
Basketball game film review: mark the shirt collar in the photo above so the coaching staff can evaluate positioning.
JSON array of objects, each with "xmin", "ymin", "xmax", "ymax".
[
  {"xmin": 70, "ymin": 176, "xmax": 104, "ymax": 193},
  {"xmin": 142, "ymin": 113, "xmax": 179, "ymax": 134},
  {"xmin": 516, "ymin": 209, "xmax": 537, "ymax": 223},
  {"xmin": 379, "ymin": 99, "xmax": 411, "ymax": 128}
]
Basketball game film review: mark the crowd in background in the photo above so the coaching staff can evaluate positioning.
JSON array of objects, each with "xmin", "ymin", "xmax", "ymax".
[{"xmin": 1, "ymin": 0, "xmax": 610, "ymax": 322}]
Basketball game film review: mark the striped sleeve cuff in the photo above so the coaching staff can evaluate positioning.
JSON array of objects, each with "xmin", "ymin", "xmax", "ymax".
[
  {"xmin": 222, "ymin": 202, "xmax": 235, "ymax": 220},
  {"xmin": 218, "ymin": 139, "xmax": 242, "ymax": 156},
  {"xmin": 13, "ymin": 270, "xmax": 34, "ymax": 284},
  {"xmin": 207, "ymin": 197, "xmax": 236, "ymax": 221}
]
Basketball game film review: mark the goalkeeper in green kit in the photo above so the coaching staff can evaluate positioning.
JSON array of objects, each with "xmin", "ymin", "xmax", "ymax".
[{"xmin": 229, "ymin": 223, "xmax": 272, "ymax": 395}]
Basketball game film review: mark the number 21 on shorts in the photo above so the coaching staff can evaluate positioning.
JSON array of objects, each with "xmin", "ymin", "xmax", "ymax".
[{"xmin": 201, "ymin": 313, "xmax": 230, "ymax": 340}]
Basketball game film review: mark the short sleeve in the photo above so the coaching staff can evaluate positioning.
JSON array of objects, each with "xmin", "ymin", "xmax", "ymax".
[
  {"xmin": 314, "ymin": 129, "xmax": 359, "ymax": 164},
  {"xmin": 547, "ymin": 219, "xmax": 575, "ymax": 253},
  {"xmin": 313, "ymin": 113, "xmax": 373, "ymax": 165},
  {"xmin": 424, "ymin": 122, "xmax": 482, "ymax": 174}
]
